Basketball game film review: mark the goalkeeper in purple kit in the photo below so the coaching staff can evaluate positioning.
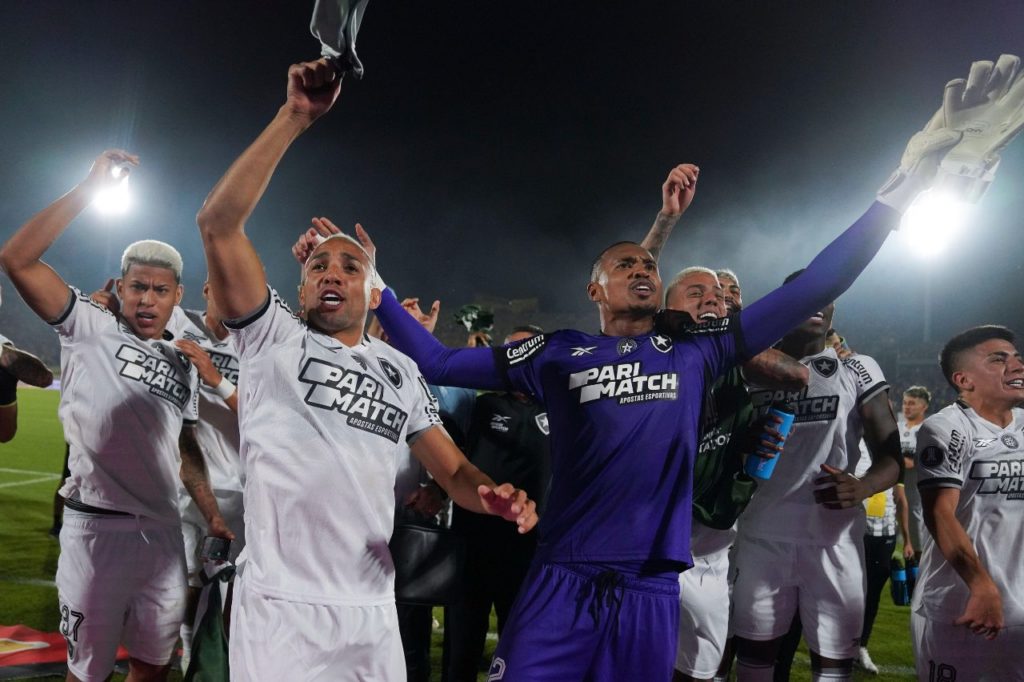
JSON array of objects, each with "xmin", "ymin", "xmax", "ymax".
[{"xmin": 371, "ymin": 55, "xmax": 1023, "ymax": 681}]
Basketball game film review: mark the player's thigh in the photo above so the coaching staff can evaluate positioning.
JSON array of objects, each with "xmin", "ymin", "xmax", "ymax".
[
  {"xmin": 489, "ymin": 562, "xmax": 607, "ymax": 682},
  {"xmin": 56, "ymin": 512, "xmax": 143, "ymax": 681},
  {"xmin": 730, "ymin": 535, "xmax": 799, "ymax": 641},
  {"xmin": 912, "ymin": 612, "xmax": 992, "ymax": 681},
  {"xmin": 676, "ymin": 549, "xmax": 730, "ymax": 678},
  {"xmin": 229, "ymin": 574, "xmax": 403, "ymax": 682},
  {"xmin": 797, "ymin": 540, "xmax": 864, "ymax": 660},
  {"xmin": 123, "ymin": 523, "xmax": 188, "ymax": 666}
]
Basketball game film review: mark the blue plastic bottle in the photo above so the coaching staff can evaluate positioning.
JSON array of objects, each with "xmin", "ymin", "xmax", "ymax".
[{"xmin": 744, "ymin": 404, "xmax": 796, "ymax": 480}]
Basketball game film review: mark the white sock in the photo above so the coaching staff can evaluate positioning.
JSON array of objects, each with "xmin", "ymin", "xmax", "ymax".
[
  {"xmin": 812, "ymin": 666, "xmax": 852, "ymax": 681},
  {"xmin": 735, "ymin": 657, "xmax": 774, "ymax": 682}
]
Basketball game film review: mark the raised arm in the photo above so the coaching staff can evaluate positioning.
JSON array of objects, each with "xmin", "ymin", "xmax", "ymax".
[
  {"xmin": 197, "ymin": 59, "xmax": 341, "ymax": 320},
  {"xmin": 739, "ymin": 202, "xmax": 901, "ymax": 357},
  {"xmin": 741, "ymin": 348, "xmax": 809, "ymax": 391},
  {"xmin": 372, "ymin": 289, "xmax": 504, "ymax": 390},
  {"xmin": 640, "ymin": 163, "xmax": 699, "ymax": 261},
  {"xmin": 0, "ymin": 150, "xmax": 137, "ymax": 322}
]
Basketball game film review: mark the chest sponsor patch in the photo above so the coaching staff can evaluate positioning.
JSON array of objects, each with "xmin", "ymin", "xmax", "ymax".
[
  {"xmin": 568, "ymin": 361, "xmax": 678, "ymax": 405},
  {"xmin": 969, "ymin": 459, "xmax": 1024, "ymax": 499},
  {"xmin": 750, "ymin": 387, "xmax": 838, "ymax": 423},
  {"xmin": 116, "ymin": 344, "xmax": 190, "ymax": 409},
  {"xmin": 298, "ymin": 358, "xmax": 409, "ymax": 443},
  {"xmin": 207, "ymin": 349, "xmax": 239, "ymax": 385}
]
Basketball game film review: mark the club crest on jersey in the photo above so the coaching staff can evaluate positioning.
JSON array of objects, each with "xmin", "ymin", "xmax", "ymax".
[
  {"xmin": 811, "ymin": 357, "xmax": 838, "ymax": 377},
  {"xmin": 378, "ymin": 357, "xmax": 403, "ymax": 389},
  {"xmin": 1001, "ymin": 434, "xmax": 1020, "ymax": 450},
  {"xmin": 115, "ymin": 344, "xmax": 190, "ymax": 408},
  {"xmin": 650, "ymin": 334, "xmax": 672, "ymax": 353},
  {"xmin": 535, "ymin": 412, "xmax": 550, "ymax": 435},
  {"xmin": 570, "ymin": 346, "xmax": 596, "ymax": 357},
  {"xmin": 969, "ymin": 458, "xmax": 1024, "ymax": 499},
  {"xmin": 617, "ymin": 338, "xmax": 638, "ymax": 355},
  {"xmin": 568, "ymin": 361, "xmax": 678, "ymax": 405},
  {"xmin": 298, "ymin": 358, "xmax": 409, "ymax": 443}
]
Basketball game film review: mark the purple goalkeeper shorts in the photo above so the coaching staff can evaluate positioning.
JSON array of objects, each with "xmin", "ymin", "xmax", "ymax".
[{"xmin": 487, "ymin": 561, "xmax": 680, "ymax": 682}]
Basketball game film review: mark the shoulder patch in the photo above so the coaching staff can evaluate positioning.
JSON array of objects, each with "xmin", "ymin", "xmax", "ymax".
[
  {"xmin": 688, "ymin": 317, "xmax": 732, "ymax": 335},
  {"xmin": 920, "ymin": 445, "xmax": 944, "ymax": 468},
  {"xmin": 811, "ymin": 356, "xmax": 838, "ymax": 377},
  {"xmin": 505, "ymin": 334, "xmax": 547, "ymax": 366}
]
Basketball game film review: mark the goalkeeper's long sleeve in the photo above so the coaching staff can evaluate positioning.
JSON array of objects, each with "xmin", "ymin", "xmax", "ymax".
[
  {"xmin": 739, "ymin": 201, "xmax": 900, "ymax": 356},
  {"xmin": 373, "ymin": 292, "xmax": 505, "ymax": 390}
]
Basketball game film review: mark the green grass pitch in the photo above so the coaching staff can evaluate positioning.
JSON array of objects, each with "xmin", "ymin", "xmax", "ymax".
[{"xmin": 1, "ymin": 390, "xmax": 917, "ymax": 680}]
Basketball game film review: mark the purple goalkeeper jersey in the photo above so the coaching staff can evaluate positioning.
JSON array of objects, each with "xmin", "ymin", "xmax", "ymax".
[{"xmin": 494, "ymin": 321, "xmax": 743, "ymax": 568}]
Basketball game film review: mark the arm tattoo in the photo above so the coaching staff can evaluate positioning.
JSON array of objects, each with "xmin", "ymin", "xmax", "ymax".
[{"xmin": 640, "ymin": 211, "xmax": 680, "ymax": 261}]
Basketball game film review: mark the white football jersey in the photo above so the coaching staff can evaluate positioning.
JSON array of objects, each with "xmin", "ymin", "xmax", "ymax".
[
  {"xmin": 54, "ymin": 288, "xmax": 199, "ymax": 524},
  {"xmin": 227, "ymin": 288, "xmax": 441, "ymax": 606},
  {"xmin": 740, "ymin": 349, "xmax": 889, "ymax": 545},
  {"xmin": 913, "ymin": 402, "xmax": 1024, "ymax": 625},
  {"xmin": 167, "ymin": 307, "xmax": 243, "ymax": 492}
]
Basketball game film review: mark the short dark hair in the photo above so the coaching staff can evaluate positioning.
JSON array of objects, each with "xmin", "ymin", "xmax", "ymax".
[
  {"xmin": 903, "ymin": 385, "xmax": 932, "ymax": 404},
  {"xmin": 510, "ymin": 324, "xmax": 544, "ymax": 336},
  {"xmin": 783, "ymin": 269, "xmax": 805, "ymax": 285},
  {"xmin": 939, "ymin": 325, "xmax": 1017, "ymax": 390},
  {"xmin": 590, "ymin": 241, "xmax": 643, "ymax": 283}
]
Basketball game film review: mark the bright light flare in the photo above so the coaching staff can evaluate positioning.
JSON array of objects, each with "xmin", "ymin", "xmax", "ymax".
[
  {"xmin": 93, "ymin": 174, "xmax": 132, "ymax": 216},
  {"xmin": 900, "ymin": 190, "xmax": 970, "ymax": 258}
]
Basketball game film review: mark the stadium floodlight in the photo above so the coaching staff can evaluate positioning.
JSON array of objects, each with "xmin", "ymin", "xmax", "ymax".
[
  {"xmin": 92, "ymin": 166, "xmax": 132, "ymax": 216},
  {"xmin": 899, "ymin": 189, "xmax": 971, "ymax": 258}
]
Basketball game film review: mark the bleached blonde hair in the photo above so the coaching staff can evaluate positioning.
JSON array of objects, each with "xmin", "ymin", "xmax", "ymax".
[{"xmin": 121, "ymin": 240, "xmax": 183, "ymax": 283}]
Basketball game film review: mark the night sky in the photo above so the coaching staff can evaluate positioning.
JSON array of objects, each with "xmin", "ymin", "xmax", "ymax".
[{"xmin": 2, "ymin": 2, "xmax": 1023, "ymax": 357}]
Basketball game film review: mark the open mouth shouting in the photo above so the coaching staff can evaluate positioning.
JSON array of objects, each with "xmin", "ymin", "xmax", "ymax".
[
  {"xmin": 630, "ymin": 279, "xmax": 656, "ymax": 297},
  {"xmin": 319, "ymin": 288, "xmax": 346, "ymax": 312}
]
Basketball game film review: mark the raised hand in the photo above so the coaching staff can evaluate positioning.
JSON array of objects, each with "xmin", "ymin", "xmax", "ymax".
[
  {"xmin": 477, "ymin": 483, "xmax": 538, "ymax": 534},
  {"xmin": 285, "ymin": 58, "xmax": 342, "ymax": 122},
  {"xmin": 400, "ymin": 298, "xmax": 441, "ymax": 334},
  {"xmin": 81, "ymin": 149, "xmax": 138, "ymax": 193},
  {"xmin": 89, "ymin": 278, "xmax": 120, "ymax": 317},
  {"xmin": 661, "ymin": 163, "xmax": 700, "ymax": 217}
]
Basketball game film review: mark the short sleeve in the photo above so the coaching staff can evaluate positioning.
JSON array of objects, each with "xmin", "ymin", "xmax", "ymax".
[
  {"xmin": 493, "ymin": 333, "xmax": 549, "ymax": 401},
  {"xmin": 843, "ymin": 354, "xmax": 890, "ymax": 405},
  {"xmin": 52, "ymin": 287, "xmax": 117, "ymax": 340},
  {"xmin": 183, "ymin": 364, "xmax": 200, "ymax": 424},
  {"xmin": 224, "ymin": 287, "xmax": 304, "ymax": 359},
  {"xmin": 916, "ymin": 417, "xmax": 966, "ymax": 491},
  {"xmin": 405, "ymin": 374, "xmax": 443, "ymax": 443}
]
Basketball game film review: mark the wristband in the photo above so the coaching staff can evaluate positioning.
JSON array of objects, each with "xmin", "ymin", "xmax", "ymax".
[{"xmin": 213, "ymin": 378, "xmax": 236, "ymax": 400}]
